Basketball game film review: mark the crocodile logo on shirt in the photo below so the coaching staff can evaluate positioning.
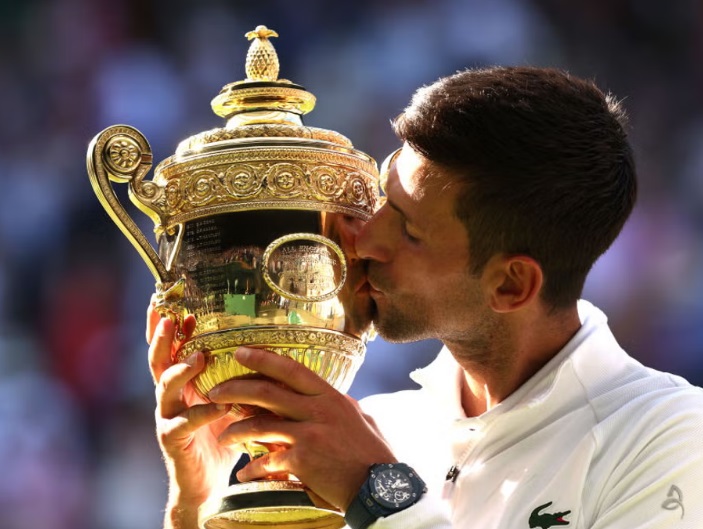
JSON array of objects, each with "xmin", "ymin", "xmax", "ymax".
[{"xmin": 529, "ymin": 501, "xmax": 571, "ymax": 528}]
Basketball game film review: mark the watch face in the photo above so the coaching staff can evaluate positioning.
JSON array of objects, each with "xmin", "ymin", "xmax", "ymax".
[{"xmin": 371, "ymin": 467, "xmax": 416, "ymax": 508}]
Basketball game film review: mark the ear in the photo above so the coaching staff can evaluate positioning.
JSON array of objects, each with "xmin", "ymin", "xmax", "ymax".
[{"xmin": 483, "ymin": 255, "xmax": 543, "ymax": 313}]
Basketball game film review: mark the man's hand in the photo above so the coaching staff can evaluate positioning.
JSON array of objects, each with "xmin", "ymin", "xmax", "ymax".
[
  {"xmin": 146, "ymin": 303, "xmax": 242, "ymax": 527},
  {"xmin": 208, "ymin": 346, "xmax": 397, "ymax": 511}
]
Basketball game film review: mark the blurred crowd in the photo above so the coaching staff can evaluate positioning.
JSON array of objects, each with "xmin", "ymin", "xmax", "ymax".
[{"xmin": 0, "ymin": 0, "xmax": 701, "ymax": 527}]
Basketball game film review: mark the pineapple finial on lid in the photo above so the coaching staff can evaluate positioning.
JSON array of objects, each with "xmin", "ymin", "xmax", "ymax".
[
  {"xmin": 210, "ymin": 25, "xmax": 316, "ymax": 122},
  {"xmin": 244, "ymin": 25, "xmax": 280, "ymax": 82}
]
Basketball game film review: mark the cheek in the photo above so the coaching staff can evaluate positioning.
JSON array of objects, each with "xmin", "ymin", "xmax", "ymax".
[
  {"xmin": 421, "ymin": 258, "xmax": 475, "ymax": 307},
  {"xmin": 387, "ymin": 255, "xmax": 437, "ymax": 298},
  {"xmin": 413, "ymin": 245, "xmax": 468, "ymax": 278},
  {"xmin": 429, "ymin": 231, "xmax": 471, "ymax": 274}
]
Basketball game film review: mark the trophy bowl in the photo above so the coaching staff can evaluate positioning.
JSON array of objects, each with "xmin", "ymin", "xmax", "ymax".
[{"xmin": 87, "ymin": 26, "xmax": 379, "ymax": 529}]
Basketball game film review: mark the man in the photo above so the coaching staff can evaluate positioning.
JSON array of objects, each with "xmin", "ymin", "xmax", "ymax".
[{"xmin": 147, "ymin": 66, "xmax": 703, "ymax": 528}]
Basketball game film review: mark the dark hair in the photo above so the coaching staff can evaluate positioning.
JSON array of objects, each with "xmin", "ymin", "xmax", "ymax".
[{"xmin": 392, "ymin": 66, "xmax": 637, "ymax": 309}]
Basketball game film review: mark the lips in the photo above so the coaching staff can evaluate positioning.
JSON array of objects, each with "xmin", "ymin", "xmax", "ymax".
[
  {"xmin": 361, "ymin": 261, "xmax": 388, "ymax": 296},
  {"xmin": 346, "ymin": 268, "xmax": 371, "ymax": 295},
  {"xmin": 355, "ymin": 280, "xmax": 371, "ymax": 294},
  {"xmin": 366, "ymin": 280, "xmax": 384, "ymax": 299}
]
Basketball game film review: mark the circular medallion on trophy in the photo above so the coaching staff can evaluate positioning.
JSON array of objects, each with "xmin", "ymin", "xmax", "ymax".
[{"xmin": 262, "ymin": 233, "xmax": 347, "ymax": 303}]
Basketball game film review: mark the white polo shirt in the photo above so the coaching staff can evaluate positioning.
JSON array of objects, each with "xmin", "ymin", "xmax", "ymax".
[{"xmin": 359, "ymin": 300, "xmax": 703, "ymax": 528}]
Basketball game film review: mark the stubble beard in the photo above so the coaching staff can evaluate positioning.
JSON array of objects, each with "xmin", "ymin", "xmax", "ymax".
[
  {"xmin": 372, "ymin": 293, "xmax": 504, "ymax": 375},
  {"xmin": 369, "ymin": 270, "xmax": 501, "ymax": 366},
  {"xmin": 371, "ymin": 292, "xmax": 435, "ymax": 343}
]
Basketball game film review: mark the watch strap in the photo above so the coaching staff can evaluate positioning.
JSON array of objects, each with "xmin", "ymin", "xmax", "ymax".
[{"xmin": 345, "ymin": 492, "xmax": 378, "ymax": 529}]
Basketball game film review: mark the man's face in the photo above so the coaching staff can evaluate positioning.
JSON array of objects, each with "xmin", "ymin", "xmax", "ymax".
[{"xmin": 355, "ymin": 144, "xmax": 492, "ymax": 344}]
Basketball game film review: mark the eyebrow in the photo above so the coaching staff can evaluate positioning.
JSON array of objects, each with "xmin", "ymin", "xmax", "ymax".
[{"xmin": 385, "ymin": 197, "xmax": 406, "ymax": 217}]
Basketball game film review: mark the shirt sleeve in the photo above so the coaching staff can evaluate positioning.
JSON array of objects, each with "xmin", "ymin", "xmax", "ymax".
[{"xmin": 589, "ymin": 394, "xmax": 703, "ymax": 529}]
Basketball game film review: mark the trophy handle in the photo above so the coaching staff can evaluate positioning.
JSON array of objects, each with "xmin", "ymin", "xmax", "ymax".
[{"xmin": 86, "ymin": 125, "xmax": 171, "ymax": 284}]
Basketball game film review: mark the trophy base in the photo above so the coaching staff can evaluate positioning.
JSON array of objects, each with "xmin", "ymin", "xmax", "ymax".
[{"xmin": 199, "ymin": 480, "xmax": 346, "ymax": 529}]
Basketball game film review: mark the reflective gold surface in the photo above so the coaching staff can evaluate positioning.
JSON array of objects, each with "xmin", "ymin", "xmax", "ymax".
[
  {"xmin": 87, "ymin": 24, "xmax": 378, "ymax": 529},
  {"xmin": 179, "ymin": 326, "xmax": 366, "ymax": 403},
  {"xmin": 200, "ymin": 481, "xmax": 346, "ymax": 529}
]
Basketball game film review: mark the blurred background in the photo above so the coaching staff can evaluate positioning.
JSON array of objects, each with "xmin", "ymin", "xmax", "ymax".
[{"xmin": 1, "ymin": 0, "xmax": 702, "ymax": 527}]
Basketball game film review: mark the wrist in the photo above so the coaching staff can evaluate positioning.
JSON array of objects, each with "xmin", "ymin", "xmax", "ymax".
[
  {"xmin": 164, "ymin": 488, "xmax": 207, "ymax": 529},
  {"xmin": 164, "ymin": 500, "xmax": 200, "ymax": 529},
  {"xmin": 345, "ymin": 463, "xmax": 427, "ymax": 529}
]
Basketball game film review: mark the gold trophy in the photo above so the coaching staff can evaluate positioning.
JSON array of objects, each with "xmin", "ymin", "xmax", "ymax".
[{"xmin": 87, "ymin": 26, "xmax": 379, "ymax": 529}]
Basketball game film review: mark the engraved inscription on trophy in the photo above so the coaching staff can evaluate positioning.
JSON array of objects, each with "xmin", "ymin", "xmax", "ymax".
[
  {"xmin": 179, "ymin": 217, "xmax": 227, "ymax": 331},
  {"xmin": 262, "ymin": 233, "xmax": 346, "ymax": 303}
]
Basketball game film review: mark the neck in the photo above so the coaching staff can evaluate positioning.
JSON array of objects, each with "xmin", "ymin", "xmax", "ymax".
[{"xmin": 448, "ymin": 305, "xmax": 581, "ymax": 417}]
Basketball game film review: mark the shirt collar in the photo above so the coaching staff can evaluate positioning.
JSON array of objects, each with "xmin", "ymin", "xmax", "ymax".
[{"xmin": 409, "ymin": 300, "xmax": 612, "ymax": 418}]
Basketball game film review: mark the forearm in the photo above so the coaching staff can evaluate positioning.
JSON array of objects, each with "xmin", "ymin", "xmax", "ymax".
[
  {"xmin": 161, "ymin": 466, "xmax": 211, "ymax": 529},
  {"xmin": 163, "ymin": 491, "xmax": 201, "ymax": 529}
]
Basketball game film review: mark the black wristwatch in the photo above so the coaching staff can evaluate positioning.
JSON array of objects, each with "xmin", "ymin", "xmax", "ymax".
[{"xmin": 345, "ymin": 463, "xmax": 427, "ymax": 529}]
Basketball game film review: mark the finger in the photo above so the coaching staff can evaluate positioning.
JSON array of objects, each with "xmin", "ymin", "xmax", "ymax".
[
  {"xmin": 178, "ymin": 314, "xmax": 197, "ymax": 346},
  {"xmin": 208, "ymin": 377, "xmax": 314, "ymax": 421},
  {"xmin": 146, "ymin": 295, "xmax": 160, "ymax": 345},
  {"xmin": 156, "ymin": 351, "xmax": 204, "ymax": 418},
  {"xmin": 233, "ymin": 347, "xmax": 329, "ymax": 396},
  {"xmin": 235, "ymin": 447, "xmax": 292, "ymax": 483},
  {"xmin": 148, "ymin": 317, "xmax": 177, "ymax": 384},
  {"xmin": 157, "ymin": 401, "xmax": 232, "ymax": 445},
  {"xmin": 218, "ymin": 413, "xmax": 299, "ymax": 446}
]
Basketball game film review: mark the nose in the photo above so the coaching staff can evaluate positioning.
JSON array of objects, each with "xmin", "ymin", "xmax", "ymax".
[{"xmin": 355, "ymin": 203, "xmax": 392, "ymax": 262}]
